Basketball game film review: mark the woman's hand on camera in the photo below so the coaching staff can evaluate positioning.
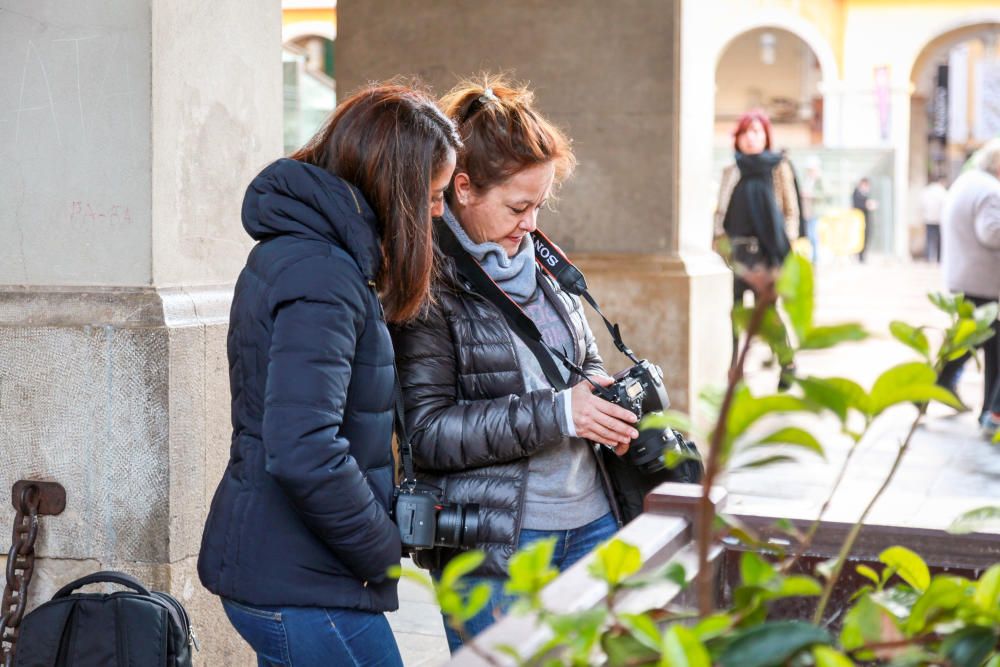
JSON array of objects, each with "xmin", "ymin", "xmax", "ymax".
[{"xmin": 570, "ymin": 375, "xmax": 639, "ymax": 453}]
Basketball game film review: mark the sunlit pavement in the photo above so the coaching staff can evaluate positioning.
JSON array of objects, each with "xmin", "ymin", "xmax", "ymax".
[
  {"xmin": 391, "ymin": 256, "xmax": 999, "ymax": 665},
  {"xmin": 725, "ymin": 256, "xmax": 1000, "ymax": 528}
]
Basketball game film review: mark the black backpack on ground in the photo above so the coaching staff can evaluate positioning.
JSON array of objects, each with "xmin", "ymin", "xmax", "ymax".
[{"xmin": 13, "ymin": 571, "xmax": 195, "ymax": 667}]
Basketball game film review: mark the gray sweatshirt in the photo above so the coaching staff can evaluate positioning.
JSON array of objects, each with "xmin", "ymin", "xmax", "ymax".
[
  {"xmin": 517, "ymin": 284, "xmax": 610, "ymax": 530},
  {"xmin": 941, "ymin": 169, "xmax": 1000, "ymax": 299}
]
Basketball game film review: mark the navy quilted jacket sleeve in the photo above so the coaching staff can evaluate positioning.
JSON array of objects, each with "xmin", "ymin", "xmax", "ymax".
[{"xmin": 263, "ymin": 257, "xmax": 401, "ymax": 583}]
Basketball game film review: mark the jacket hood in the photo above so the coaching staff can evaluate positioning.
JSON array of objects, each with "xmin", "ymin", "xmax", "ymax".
[{"xmin": 242, "ymin": 158, "xmax": 382, "ymax": 279}]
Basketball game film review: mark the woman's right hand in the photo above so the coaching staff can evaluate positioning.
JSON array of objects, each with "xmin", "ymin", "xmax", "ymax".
[{"xmin": 571, "ymin": 376, "xmax": 639, "ymax": 451}]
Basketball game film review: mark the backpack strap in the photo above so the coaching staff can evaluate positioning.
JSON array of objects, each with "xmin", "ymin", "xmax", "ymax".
[{"xmin": 52, "ymin": 571, "xmax": 150, "ymax": 599}]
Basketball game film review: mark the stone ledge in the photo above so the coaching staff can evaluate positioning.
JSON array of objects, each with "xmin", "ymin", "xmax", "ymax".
[{"xmin": 0, "ymin": 285, "xmax": 234, "ymax": 328}]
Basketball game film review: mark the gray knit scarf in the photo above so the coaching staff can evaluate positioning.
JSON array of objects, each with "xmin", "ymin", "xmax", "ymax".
[{"xmin": 442, "ymin": 206, "xmax": 537, "ymax": 303}]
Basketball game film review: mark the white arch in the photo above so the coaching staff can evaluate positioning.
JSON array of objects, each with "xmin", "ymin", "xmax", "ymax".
[
  {"xmin": 282, "ymin": 20, "xmax": 336, "ymax": 45},
  {"xmin": 903, "ymin": 11, "xmax": 1000, "ymax": 83},
  {"xmin": 712, "ymin": 9, "xmax": 840, "ymax": 85}
]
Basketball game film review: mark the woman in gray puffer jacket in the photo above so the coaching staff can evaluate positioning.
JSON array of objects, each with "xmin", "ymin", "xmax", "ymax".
[{"xmin": 392, "ymin": 75, "xmax": 639, "ymax": 653}]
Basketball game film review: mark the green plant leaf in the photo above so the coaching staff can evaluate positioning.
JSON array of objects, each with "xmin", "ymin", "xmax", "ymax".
[
  {"xmin": 663, "ymin": 562, "xmax": 687, "ymax": 587},
  {"xmin": 813, "ymin": 645, "xmax": 857, "ymax": 667},
  {"xmin": 941, "ymin": 626, "xmax": 999, "ymax": 667},
  {"xmin": 638, "ymin": 410, "xmax": 694, "ymax": 435},
  {"xmin": 546, "ymin": 607, "xmax": 607, "ymax": 657},
  {"xmin": 662, "ymin": 625, "xmax": 711, "ymax": 667},
  {"xmin": 879, "ymin": 546, "xmax": 931, "ymax": 592},
  {"xmin": 870, "ymin": 585, "xmax": 919, "ymax": 620},
  {"xmin": 757, "ymin": 304, "xmax": 796, "ymax": 367},
  {"xmin": 798, "ymin": 376, "xmax": 870, "ymax": 421},
  {"xmin": 726, "ymin": 385, "xmax": 817, "ymax": 442},
  {"xmin": 741, "ymin": 552, "xmax": 777, "ymax": 587},
  {"xmin": 763, "ymin": 575, "xmax": 823, "ymax": 599},
  {"xmin": 589, "ymin": 538, "xmax": 642, "ymax": 586},
  {"xmin": 869, "ymin": 362, "xmax": 964, "ymax": 413},
  {"xmin": 985, "ymin": 654, "xmax": 1000, "ymax": 667},
  {"xmin": 692, "ymin": 613, "xmax": 733, "ymax": 641},
  {"xmin": 665, "ymin": 447, "xmax": 703, "ymax": 470},
  {"xmin": 948, "ymin": 506, "xmax": 1000, "ymax": 534},
  {"xmin": 841, "ymin": 594, "xmax": 883, "ymax": 652},
  {"xmin": 856, "ymin": 565, "xmax": 881, "ymax": 587},
  {"xmin": 974, "ymin": 563, "xmax": 1000, "ymax": 613},
  {"xmin": 951, "ymin": 318, "xmax": 979, "ymax": 349},
  {"xmin": 602, "ymin": 630, "xmax": 660, "ymax": 665},
  {"xmin": 616, "ymin": 613, "xmax": 663, "ymax": 653},
  {"xmin": 974, "ymin": 301, "xmax": 999, "ymax": 328},
  {"xmin": 386, "ymin": 565, "xmax": 435, "ymax": 592},
  {"xmin": 456, "ymin": 582, "xmax": 493, "ymax": 621},
  {"xmin": 929, "ymin": 292, "xmax": 960, "ymax": 315},
  {"xmin": 801, "ymin": 323, "xmax": 868, "ymax": 350},
  {"xmin": 440, "ymin": 550, "xmax": 486, "ymax": 588},
  {"xmin": 717, "ymin": 620, "xmax": 831, "ymax": 667},
  {"xmin": 749, "ymin": 426, "xmax": 825, "ymax": 459},
  {"xmin": 776, "ymin": 252, "xmax": 814, "ymax": 344},
  {"xmin": 905, "ymin": 575, "xmax": 968, "ymax": 635},
  {"xmin": 732, "ymin": 454, "xmax": 798, "ymax": 471},
  {"xmin": 505, "ymin": 538, "xmax": 558, "ymax": 599},
  {"xmin": 889, "ymin": 321, "xmax": 931, "ymax": 359}
]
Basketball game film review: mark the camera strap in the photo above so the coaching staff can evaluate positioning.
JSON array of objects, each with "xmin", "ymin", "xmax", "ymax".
[
  {"xmin": 435, "ymin": 218, "xmax": 590, "ymax": 393},
  {"xmin": 392, "ymin": 367, "xmax": 419, "ymax": 490},
  {"xmin": 532, "ymin": 230, "xmax": 640, "ymax": 364}
]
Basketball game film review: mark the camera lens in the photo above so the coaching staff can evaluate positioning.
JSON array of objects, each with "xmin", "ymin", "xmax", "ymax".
[
  {"xmin": 625, "ymin": 428, "xmax": 675, "ymax": 473},
  {"xmin": 435, "ymin": 503, "xmax": 480, "ymax": 548}
]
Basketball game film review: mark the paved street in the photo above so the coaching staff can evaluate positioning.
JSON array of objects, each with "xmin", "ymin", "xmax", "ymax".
[
  {"xmin": 392, "ymin": 258, "xmax": 1000, "ymax": 666},
  {"xmin": 726, "ymin": 259, "xmax": 999, "ymax": 527}
]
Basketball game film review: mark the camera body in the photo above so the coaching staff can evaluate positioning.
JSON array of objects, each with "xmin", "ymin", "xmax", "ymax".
[
  {"xmin": 597, "ymin": 359, "xmax": 670, "ymax": 418},
  {"xmin": 392, "ymin": 481, "xmax": 479, "ymax": 552},
  {"xmin": 597, "ymin": 359, "xmax": 701, "ymax": 477}
]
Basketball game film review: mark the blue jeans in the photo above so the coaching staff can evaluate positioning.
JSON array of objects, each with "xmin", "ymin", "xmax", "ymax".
[
  {"xmin": 221, "ymin": 598, "xmax": 403, "ymax": 667},
  {"xmin": 436, "ymin": 511, "xmax": 618, "ymax": 653}
]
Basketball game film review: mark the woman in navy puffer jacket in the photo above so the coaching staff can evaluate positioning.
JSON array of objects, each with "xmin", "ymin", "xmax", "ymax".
[{"xmin": 198, "ymin": 83, "xmax": 459, "ymax": 666}]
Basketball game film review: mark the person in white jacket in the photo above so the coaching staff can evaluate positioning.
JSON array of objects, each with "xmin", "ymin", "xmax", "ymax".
[{"xmin": 939, "ymin": 138, "xmax": 1000, "ymax": 437}]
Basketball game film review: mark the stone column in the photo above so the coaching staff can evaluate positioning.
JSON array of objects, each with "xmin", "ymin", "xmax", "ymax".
[
  {"xmin": 0, "ymin": 1, "xmax": 281, "ymax": 662},
  {"xmin": 337, "ymin": 0, "xmax": 732, "ymax": 414}
]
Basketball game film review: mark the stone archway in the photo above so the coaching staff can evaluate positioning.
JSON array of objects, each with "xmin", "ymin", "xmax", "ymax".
[{"xmin": 713, "ymin": 10, "xmax": 840, "ymax": 146}]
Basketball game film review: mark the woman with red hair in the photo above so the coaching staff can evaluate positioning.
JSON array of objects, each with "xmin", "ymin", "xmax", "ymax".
[{"xmin": 714, "ymin": 109, "xmax": 800, "ymax": 382}]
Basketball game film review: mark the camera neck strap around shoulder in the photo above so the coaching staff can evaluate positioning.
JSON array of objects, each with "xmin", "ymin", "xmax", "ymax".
[
  {"xmin": 392, "ymin": 368, "xmax": 419, "ymax": 490},
  {"xmin": 531, "ymin": 230, "xmax": 640, "ymax": 365},
  {"xmin": 434, "ymin": 217, "xmax": 636, "ymax": 397}
]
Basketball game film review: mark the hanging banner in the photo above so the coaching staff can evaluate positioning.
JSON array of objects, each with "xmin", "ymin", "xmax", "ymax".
[
  {"xmin": 874, "ymin": 65, "xmax": 892, "ymax": 141},
  {"xmin": 974, "ymin": 60, "xmax": 1000, "ymax": 141},
  {"xmin": 931, "ymin": 64, "xmax": 948, "ymax": 141}
]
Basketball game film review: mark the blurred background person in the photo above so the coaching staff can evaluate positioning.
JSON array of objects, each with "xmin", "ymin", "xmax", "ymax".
[
  {"xmin": 852, "ymin": 177, "xmax": 878, "ymax": 262},
  {"xmin": 920, "ymin": 176, "xmax": 949, "ymax": 263},
  {"xmin": 938, "ymin": 138, "xmax": 1000, "ymax": 438},
  {"xmin": 799, "ymin": 155, "xmax": 827, "ymax": 265},
  {"xmin": 714, "ymin": 108, "xmax": 799, "ymax": 386}
]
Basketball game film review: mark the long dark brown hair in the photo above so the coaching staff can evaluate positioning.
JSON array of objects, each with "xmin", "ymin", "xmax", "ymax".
[{"xmin": 292, "ymin": 82, "xmax": 461, "ymax": 323}]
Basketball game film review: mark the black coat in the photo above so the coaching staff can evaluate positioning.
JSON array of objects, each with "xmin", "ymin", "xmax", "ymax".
[
  {"xmin": 198, "ymin": 159, "xmax": 401, "ymax": 612},
  {"xmin": 392, "ymin": 252, "xmax": 620, "ymax": 577}
]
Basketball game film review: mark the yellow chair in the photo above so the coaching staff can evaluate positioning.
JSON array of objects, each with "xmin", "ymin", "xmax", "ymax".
[{"xmin": 817, "ymin": 208, "xmax": 865, "ymax": 257}]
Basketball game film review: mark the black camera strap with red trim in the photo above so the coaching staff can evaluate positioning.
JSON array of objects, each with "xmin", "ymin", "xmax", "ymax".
[
  {"xmin": 532, "ymin": 230, "xmax": 640, "ymax": 364},
  {"xmin": 435, "ymin": 218, "xmax": 601, "ymax": 395},
  {"xmin": 435, "ymin": 218, "xmax": 636, "ymax": 401}
]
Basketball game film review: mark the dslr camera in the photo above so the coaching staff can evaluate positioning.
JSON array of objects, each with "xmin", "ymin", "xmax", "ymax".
[
  {"xmin": 392, "ymin": 482, "xmax": 479, "ymax": 552},
  {"xmin": 596, "ymin": 360, "xmax": 702, "ymax": 478}
]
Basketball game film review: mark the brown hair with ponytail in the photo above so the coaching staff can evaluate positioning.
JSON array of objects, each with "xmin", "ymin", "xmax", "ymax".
[
  {"xmin": 292, "ymin": 82, "xmax": 461, "ymax": 323},
  {"xmin": 438, "ymin": 74, "xmax": 576, "ymax": 200}
]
